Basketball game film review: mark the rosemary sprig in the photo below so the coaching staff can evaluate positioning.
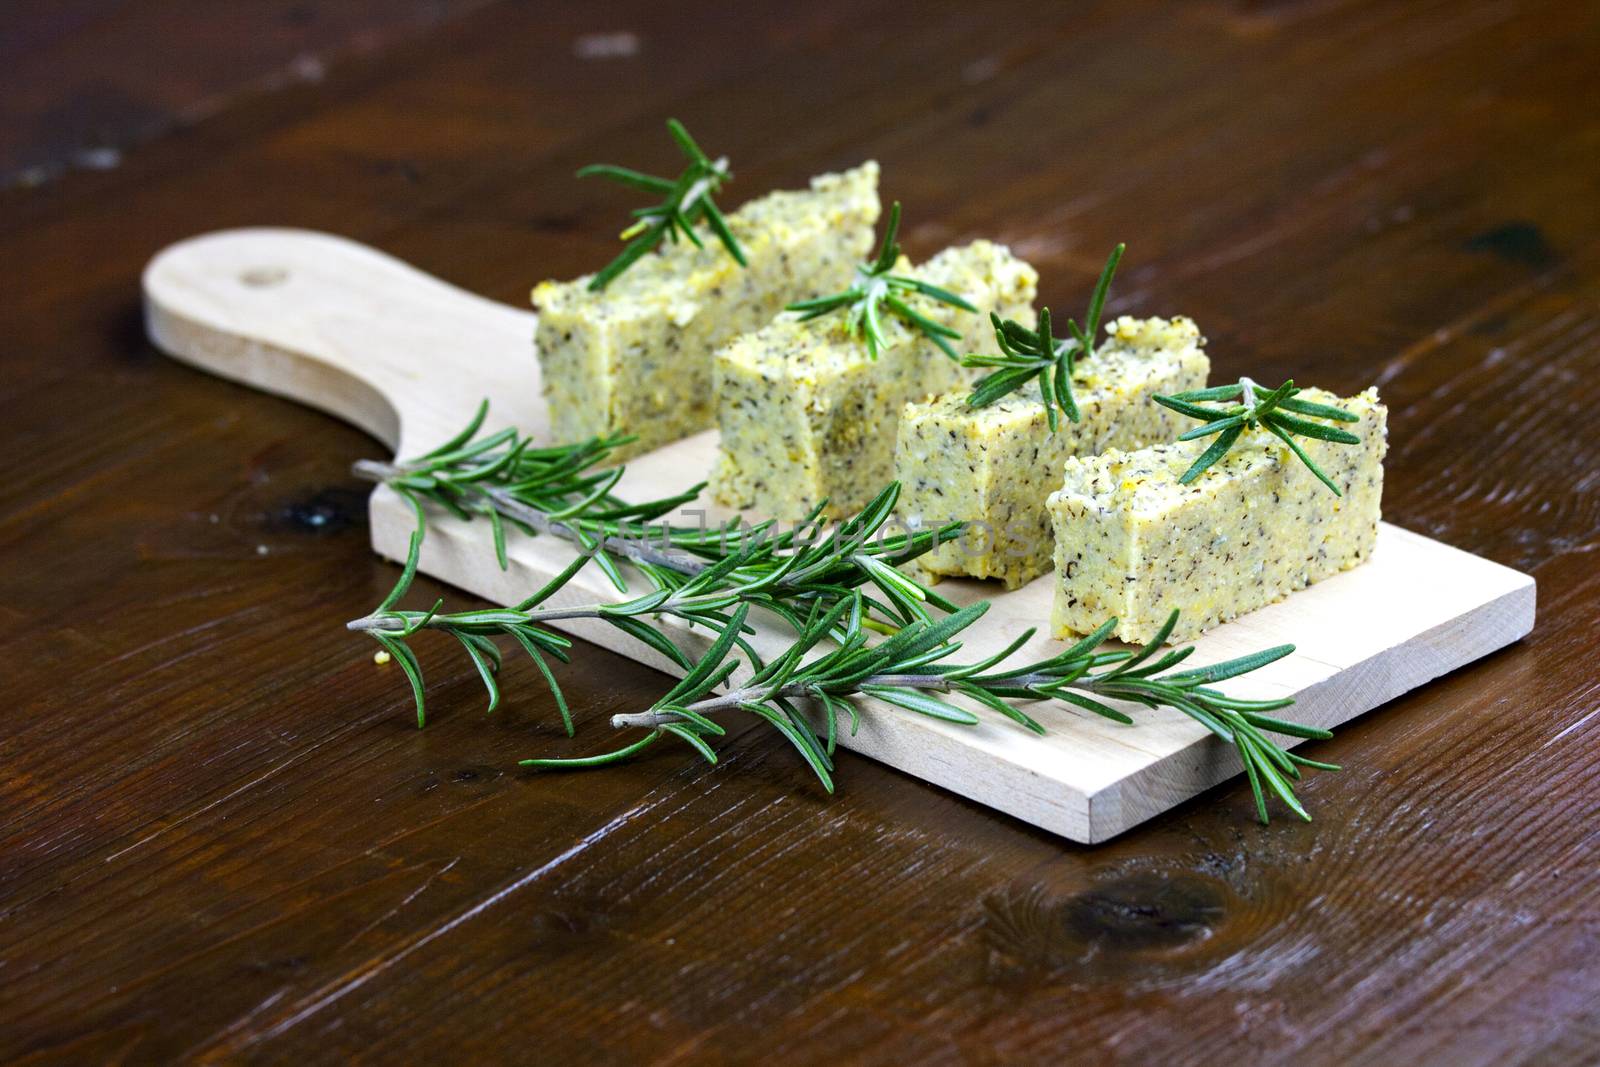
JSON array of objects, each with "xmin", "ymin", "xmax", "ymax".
[
  {"xmin": 532, "ymin": 598, "xmax": 1333, "ymax": 824},
  {"xmin": 348, "ymin": 477, "xmax": 967, "ymax": 735},
  {"xmin": 1152, "ymin": 377, "xmax": 1361, "ymax": 494},
  {"xmin": 352, "ymin": 402, "xmax": 964, "ymax": 627},
  {"xmin": 355, "ymin": 403, "xmax": 708, "ymax": 591},
  {"xmin": 350, "ymin": 404, "xmax": 977, "ymax": 732},
  {"xmin": 578, "ymin": 118, "xmax": 746, "ymax": 291},
  {"xmin": 963, "ymin": 243, "xmax": 1124, "ymax": 430},
  {"xmin": 348, "ymin": 528, "xmax": 760, "ymax": 735},
  {"xmin": 783, "ymin": 201, "xmax": 976, "ymax": 360}
]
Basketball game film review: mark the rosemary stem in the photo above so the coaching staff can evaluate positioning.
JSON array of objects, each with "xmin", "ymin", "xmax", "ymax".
[
  {"xmin": 350, "ymin": 457, "xmax": 403, "ymax": 481},
  {"xmin": 606, "ymin": 671, "xmax": 1086, "ymax": 730},
  {"xmin": 609, "ymin": 687, "xmax": 771, "ymax": 729},
  {"xmin": 345, "ymin": 604, "xmax": 609, "ymax": 633},
  {"xmin": 351, "ymin": 458, "xmax": 708, "ymax": 575},
  {"xmin": 679, "ymin": 158, "xmax": 727, "ymax": 214},
  {"xmin": 347, "ymin": 615, "xmax": 404, "ymax": 632},
  {"xmin": 1240, "ymin": 375, "xmax": 1259, "ymax": 410},
  {"xmin": 480, "ymin": 481, "xmax": 703, "ymax": 573}
]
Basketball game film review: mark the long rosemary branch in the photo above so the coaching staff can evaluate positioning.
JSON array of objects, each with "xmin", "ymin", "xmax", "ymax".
[
  {"xmin": 351, "ymin": 401, "xmax": 964, "ymax": 630},
  {"xmin": 352, "ymin": 455, "xmax": 702, "ymax": 575},
  {"xmin": 531, "ymin": 598, "xmax": 1333, "ymax": 824}
]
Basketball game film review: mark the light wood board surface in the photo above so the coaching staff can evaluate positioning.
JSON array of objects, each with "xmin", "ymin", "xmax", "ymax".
[{"xmin": 143, "ymin": 228, "xmax": 1537, "ymax": 843}]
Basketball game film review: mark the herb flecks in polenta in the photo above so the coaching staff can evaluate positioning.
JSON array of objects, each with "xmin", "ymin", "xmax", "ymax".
[
  {"xmin": 535, "ymin": 162, "xmax": 880, "ymax": 458},
  {"xmin": 897, "ymin": 315, "xmax": 1209, "ymax": 588},
  {"xmin": 1153, "ymin": 376, "xmax": 1362, "ymax": 495},
  {"xmin": 578, "ymin": 118, "xmax": 746, "ymax": 291},
  {"xmin": 1048, "ymin": 387, "xmax": 1387, "ymax": 646},
  {"xmin": 785, "ymin": 201, "xmax": 977, "ymax": 360},
  {"xmin": 713, "ymin": 240, "xmax": 1037, "ymax": 520},
  {"xmin": 964, "ymin": 243, "xmax": 1125, "ymax": 430}
]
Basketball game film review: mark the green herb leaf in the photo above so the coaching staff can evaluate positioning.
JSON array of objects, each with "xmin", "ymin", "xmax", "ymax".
[
  {"xmin": 1156, "ymin": 376, "xmax": 1362, "ymax": 494},
  {"xmin": 784, "ymin": 202, "xmax": 975, "ymax": 359},
  {"xmin": 580, "ymin": 119, "xmax": 744, "ymax": 291},
  {"xmin": 963, "ymin": 244, "xmax": 1125, "ymax": 429}
]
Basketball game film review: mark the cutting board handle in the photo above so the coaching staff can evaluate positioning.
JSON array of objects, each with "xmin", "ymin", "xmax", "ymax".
[{"xmin": 143, "ymin": 228, "xmax": 545, "ymax": 456}]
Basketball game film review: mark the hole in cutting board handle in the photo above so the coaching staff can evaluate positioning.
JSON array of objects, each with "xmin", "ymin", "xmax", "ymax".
[{"xmin": 239, "ymin": 266, "xmax": 289, "ymax": 287}]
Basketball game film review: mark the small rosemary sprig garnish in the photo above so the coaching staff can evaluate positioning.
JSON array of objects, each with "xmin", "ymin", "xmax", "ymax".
[
  {"xmin": 532, "ymin": 598, "xmax": 1333, "ymax": 823},
  {"xmin": 783, "ymin": 201, "xmax": 976, "ymax": 360},
  {"xmin": 577, "ymin": 118, "xmax": 746, "ymax": 291},
  {"xmin": 1152, "ymin": 377, "xmax": 1361, "ymax": 494},
  {"xmin": 963, "ymin": 243, "xmax": 1124, "ymax": 430}
]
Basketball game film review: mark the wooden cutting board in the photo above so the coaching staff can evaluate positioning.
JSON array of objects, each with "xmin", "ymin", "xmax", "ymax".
[{"xmin": 142, "ymin": 228, "xmax": 1537, "ymax": 843}]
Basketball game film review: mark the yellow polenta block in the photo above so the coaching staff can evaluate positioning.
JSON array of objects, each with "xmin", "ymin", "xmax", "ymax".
[
  {"xmin": 896, "ymin": 316, "xmax": 1210, "ymax": 589},
  {"xmin": 711, "ymin": 241, "xmax": 1037, "ymax": 519},
  {"xmin": 532, "ymin": 162, "xmax": 880, "ymax": 459},
  {"xmin": 1047, "ymin": 387, "xmax": 1387, "ymax": 644}
]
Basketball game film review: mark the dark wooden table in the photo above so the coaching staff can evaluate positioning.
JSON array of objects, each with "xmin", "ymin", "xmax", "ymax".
[{"xmin": 5, "ymin": 1, "xmax": 1598, "ymax": 1062}]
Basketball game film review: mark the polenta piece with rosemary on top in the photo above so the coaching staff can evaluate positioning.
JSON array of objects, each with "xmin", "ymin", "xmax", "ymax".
[
  {"xmin": 533, "ymin": 120, "xmax": 880, "ymax": 459},
  {"xmin": 711, "ymin": 204, "xmax": 1036, "ymax": 520},
  {"xmin": 898, "ymin": 313, "xmax": 1209, "ymax": 588},
  {"xmin": 895, "ymin": 246, "xmax": 1209, "ymax": 588},
  {"xmin": 1047, "ymin": 378, "xmax": 1387, "ymax": 645}
]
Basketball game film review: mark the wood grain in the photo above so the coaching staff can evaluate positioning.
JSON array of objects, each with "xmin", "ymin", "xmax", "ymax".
[
  {"xmin": 142, "ymin": 226, "xmax": 1536, "ymax": 843},
  {"xmin": 3, "ymin": 0, "xmax": 1598, "ymax": 1062},
  {"xmin": 0, "ymin": 0, "xmax": 493, "ymax": 187}
]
